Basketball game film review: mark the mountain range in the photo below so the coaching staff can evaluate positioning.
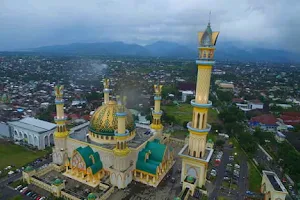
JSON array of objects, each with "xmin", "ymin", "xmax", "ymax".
[{"xmin": 28, "ymin": 41, "xmax": 299, "ymax": 63}]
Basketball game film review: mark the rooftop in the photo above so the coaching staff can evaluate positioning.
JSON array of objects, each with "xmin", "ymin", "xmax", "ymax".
[
  {"xmin": 178, "ymin": 144, "xmax": 214, "ymax": 163},
  {"xmin": 8, "ymin": 117, "xmax": 56, "ymax": 133},
  {"xmin": 250, "ymin": 114, "xmax": 277, "ymax": 125},
  {"xmin": 263, "ymin": 170, "xmax": 287, "ymax": 193}
]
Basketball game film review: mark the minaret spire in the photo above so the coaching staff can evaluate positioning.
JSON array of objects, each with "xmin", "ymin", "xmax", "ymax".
[
  {"xmin": 208, "ymin": 11, "xmax": 211, "ymax": 25},
  {"xmin": 103, "ymin": 78, "xmax": 110, "ymax": 104}
]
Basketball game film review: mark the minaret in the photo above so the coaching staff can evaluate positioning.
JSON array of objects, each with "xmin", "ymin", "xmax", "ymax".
[
  {"xmin": 150, "ymin": 85, "xmax": 163, "ymax": 138},
  {"xmin": 53, "ymin": 85, "xmax": 69, "ymax": 165},
  {"xmin": 179, "ymin": 20, "xmax": 219, "ymax": 189},
  {"xmin": 110, "ymin": 95, "xmax": 132, "ymax": 189},
  {"xmin": 103, "ymin": 79, "xmax": 110, "ymax": 105},
  {"xmin": 113, "ymin": 96, "xmax": 130, "ymax": 156},
  {"xmin": 187, "ymin": 21, "xmax": 219, "ymax": 158}
]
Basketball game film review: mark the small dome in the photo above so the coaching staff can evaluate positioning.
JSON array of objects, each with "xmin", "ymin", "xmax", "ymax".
[
  {"xmin": 89, "ymin": 100, "xmax": 135, "ymax": 136},
  {"xmin": 186, "ymin": 176, "xmax": 195, "ymax": 183},
  {"xmin": 88, "ymin": 193, "xmax": 97, "ymax": 200},
  {"xmin": 24, "ymin": 166, "xmax": 34, "ymax": 172},
  {"xmin": 52, "ymin": 178, "xmax": 63, "ymax": 185},
  {"xmin": 208, "ymin": 139, "xmax": 213, "ymax": 143}
]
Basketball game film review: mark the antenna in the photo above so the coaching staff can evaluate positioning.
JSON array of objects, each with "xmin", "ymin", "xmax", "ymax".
[{"xmin": 209, "ymin": 11, "xmax": 211, "ymax": 24}]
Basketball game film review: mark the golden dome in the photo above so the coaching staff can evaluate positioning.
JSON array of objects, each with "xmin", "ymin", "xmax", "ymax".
[{"xmin": 89, "ymin": 100, "xmax": 135, "ymax": 136}]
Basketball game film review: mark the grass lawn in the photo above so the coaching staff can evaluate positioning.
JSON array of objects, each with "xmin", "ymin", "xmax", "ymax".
[
  {"xmin": 248, "ymin": 161, "xmax": 262, "ymax": 192},
  {"xmin": 222, "ymin": 181, "xmax": 230, "ymax": 188},
  {"xmin": 0, "ymin": 140, "xmax": 50, "ymax": 170},
  {"xmin": 171, "ymin": 130, "xmax": 188, "ymax": 139},
  {"xmin": 217, "ymin": 197, "xmax": 229, "ymax": 200},
  {"xmin": 162, "ymin": 103, "xmax": 219, "ymax": 125}
]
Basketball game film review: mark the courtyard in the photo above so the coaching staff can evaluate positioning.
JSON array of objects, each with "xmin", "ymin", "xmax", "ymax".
[{"xmin": 39, "ymin": 170, "xmax": 109, "ymax": 199}]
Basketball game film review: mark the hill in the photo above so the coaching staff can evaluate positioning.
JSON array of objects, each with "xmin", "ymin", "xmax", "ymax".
[{"xmin": 27, "ymin": 41, "xmax": 299, "ymax": 63}]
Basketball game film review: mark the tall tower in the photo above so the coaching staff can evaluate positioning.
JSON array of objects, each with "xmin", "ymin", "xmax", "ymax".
[
  {"xmin": 150, "ymin": 85, "xmax": 163, "ymax": 138},
  {"xmin": 110, "ymin": 96, "xmax": 132, "ymax": 189},
  {"xmin": 178, "ymin": 21, "xmax": 219, "ymax": 190},
  {"xmin": 52, "ymin": 85, "xmax": 69, "ymax": 165},
  {"xmin": 103, "ymin": 79, "xmax": 110, "ymax": 105}
]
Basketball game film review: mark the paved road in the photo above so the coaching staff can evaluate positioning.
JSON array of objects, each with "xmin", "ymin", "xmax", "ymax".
[
  {"xmin": 209, "ymin": 144, "xmax": 232, "ymax": 200},
  {"xmin": 0, "ymin": 185, "xmax": 31, "ymax": 200},
  {"xmin": 237, "ymin": 154, "xmax": 248, "ymax": 200}
]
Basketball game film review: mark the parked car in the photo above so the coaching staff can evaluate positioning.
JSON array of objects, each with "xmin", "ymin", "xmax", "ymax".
[
  {"xmin": 210, "ymin": 169, "xmax": 217, "ymax": 177},
  {"xmin": 15, "ymin": 185, "xmax": 22, "ymax": 190}
]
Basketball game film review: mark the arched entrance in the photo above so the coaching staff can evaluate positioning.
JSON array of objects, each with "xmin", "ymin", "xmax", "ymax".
[
  {"xmin": 34, "ymin": 136, "xmax": 39, "ymax": 147},
  {"xmin": 44, "ymin": 135, "xmax": 49, "ymax": 147},
  {"xmin": 49, "ymin": 133, "xmax": 54, "ymax": 145},
  {"xmin": 23, "ymin": 133, "xmax": 28, "ymax": 144}
]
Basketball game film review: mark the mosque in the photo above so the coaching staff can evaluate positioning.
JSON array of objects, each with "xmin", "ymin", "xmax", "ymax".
[
  {"xmin": 47, "ymin": 21, "xmax": 218, "ymax": 198},
  {"xmin": 52, "ymin": 81, "xmax": 175, "ymax": 189}
]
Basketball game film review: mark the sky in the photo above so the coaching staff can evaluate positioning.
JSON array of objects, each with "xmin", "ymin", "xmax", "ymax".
[{"xmin": 1, "ymin": 0, "xmax": 300, "ymax": 52}]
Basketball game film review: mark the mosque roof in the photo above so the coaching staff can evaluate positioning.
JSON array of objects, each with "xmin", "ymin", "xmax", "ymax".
[
  {"xmin": 89, "ymin": 100, "xmax": 135, "ymax": 136},
  {"xmin": 75, "ymin": 146, "xmax": 103, "ymax": 174},
  {"xmin": 136, "ymin": 139, "xmax": 167, "ymax": 175}
]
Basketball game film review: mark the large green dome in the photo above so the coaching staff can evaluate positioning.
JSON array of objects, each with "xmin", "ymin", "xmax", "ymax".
[{"xmin": 89, "ymin": 100, "xmax": 135, "ymax": 136}]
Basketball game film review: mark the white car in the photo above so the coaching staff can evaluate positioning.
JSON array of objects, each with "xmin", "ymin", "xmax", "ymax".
[
  {"xmin": 210, "ymin": 169, "xmax": 217, "ymax": 177},
  {"xmin": 20, "ymin": 186, "xmax": 28, "ymax": 193}
]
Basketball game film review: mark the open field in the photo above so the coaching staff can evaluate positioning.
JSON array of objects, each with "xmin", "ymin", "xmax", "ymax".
[
  {"xmin": 0, "ymin": 140, "xmax": 49, "ymax": 170},
  {"xmin": 162, "ymin": 103, "xmax": 219, "ymax": 125}
]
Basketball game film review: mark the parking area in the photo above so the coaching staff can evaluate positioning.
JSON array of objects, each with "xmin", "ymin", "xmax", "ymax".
[
  {"xmin": 207, "ymin": 139, "xmax": 250, "ymax": 200},
  {"xmin": 12, "ymin": 183, "xmax": 48, "ymax": 200}
]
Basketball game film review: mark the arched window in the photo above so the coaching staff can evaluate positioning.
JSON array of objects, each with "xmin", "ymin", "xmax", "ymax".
[
  {"xmin": 193, "ymin": 151, "xmax": 196, "ymax": 157},
  {"xmin": 200, "ymin": 151, "xmax": 202, "ymax": 158},
  {"xmin": 196, "ymin": 113, "xmax": 201, "ymax": 128},
  {"xmin": 120, "ymin": 142, "xmax": 124, "ymax": 149},
  {"xmin": 202, "ymin": 113, "xmax": 206, "ymax": 129}
]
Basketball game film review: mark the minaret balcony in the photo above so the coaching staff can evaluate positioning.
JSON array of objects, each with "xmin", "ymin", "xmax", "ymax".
[
  {"xmin": 187, "ymin": 122, "xmax": 211, "ymax": 133},
  {"xmin": 154, "ymin": 96, "xmax": 162, "ymax": 101},
  {"xmin": 152, "ymin": 110, "xmax": 163, "ymax": 115},
  {"xmin": 55, "ymin": 99, "xmax": 64, "ymax": 104},
  {"xmin": 103, "ymin": 88, "xmax": 110, "ymax": 93},
  {"xmin": 191, "ymin": 99, "xmax": 212, "ymax": 108},
  {"xmin": 116, "ymin": 112, "xmax": 127, "ymax": 117},
  {"xmin": 196, "ymin": 60, "xmax": 215, "ymax": 65},
  {"xmin": 54, "ymin": 116, "xmax": 67, "ymax": 122},
  {"xmin": 114, "ymin": 129, "xmax": 130, "ymax": 137}
]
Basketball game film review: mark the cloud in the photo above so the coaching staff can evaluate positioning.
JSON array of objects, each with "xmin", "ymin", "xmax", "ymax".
[{"xmin": 1, "ymin": 0, "xmax": 300, "ymax": 52}]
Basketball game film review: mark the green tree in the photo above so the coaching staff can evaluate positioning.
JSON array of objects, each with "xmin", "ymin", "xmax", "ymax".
[{"xmin": 215, "ymin": 139, "xmax": 225, "ymax": 148}]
